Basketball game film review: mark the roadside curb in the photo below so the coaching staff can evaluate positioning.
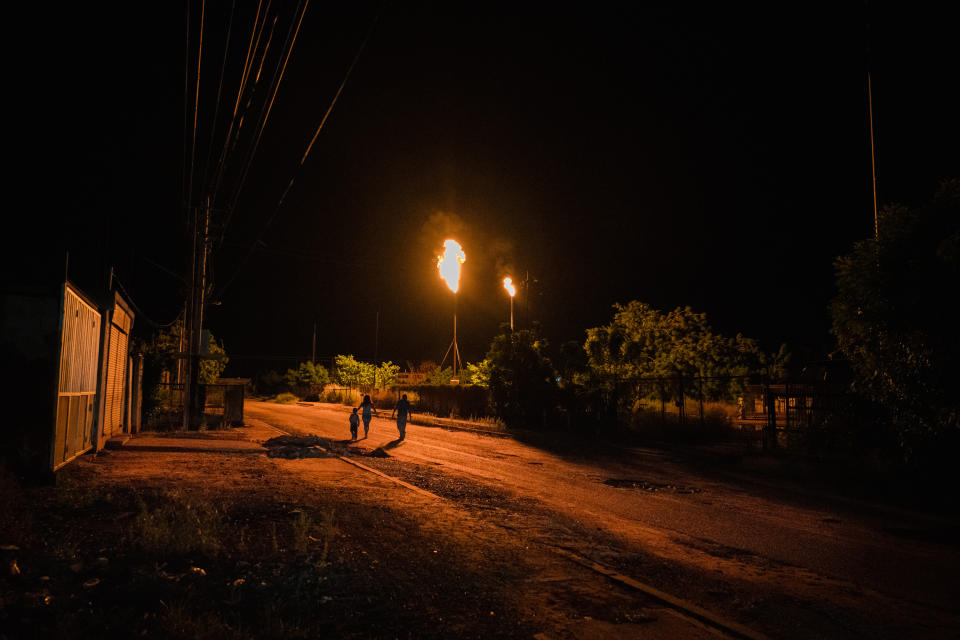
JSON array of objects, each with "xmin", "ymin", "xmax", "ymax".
[
  {"xmin": 335, "ymin": 456, "xmax": 442, "ymax": 500},
  {"xmin": 552, "ymin": 547, "xmax": 771, "ymax": 640}
]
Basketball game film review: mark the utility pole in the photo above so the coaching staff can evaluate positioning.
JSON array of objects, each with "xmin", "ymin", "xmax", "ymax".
[
  {"xmin": 374, "ymin": 307, "xmax": 380, "ymax": 363},
  {"xmin": 183, "ymin": 197, "xmax": 210, "ymax": 429},
  {"xmin": 864, "ymin": 1, "xmax": 879, "ymax": 243},
  {"xmin": 181, "ymin": 204, "xmax": 197, "ymax": 430},
  {"xmin": 523, "ymin": 271, "xmax": 529, "ymax": 329},
  {"xmin": 868, "ymin": 70, "xmax": 879, "ymax": 242}
]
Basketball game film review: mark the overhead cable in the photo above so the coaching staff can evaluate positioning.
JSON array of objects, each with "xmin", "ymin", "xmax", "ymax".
[
  {"xmin": 218, "ymin": 0, "xmax": 309, "ymax": 241},
  {"xmin": 199, "ymin": 0, "xmax": 237, "ymax": 203},
  {"xmin": 185, "ymin": 0, "xmax": 206, "ymax": 214},
  {"xmin": 216, "ymin": 6, "xmax": 383, "ymax": 298}
]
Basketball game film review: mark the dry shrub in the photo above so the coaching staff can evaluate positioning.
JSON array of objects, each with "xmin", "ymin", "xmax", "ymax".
[
  {"xmin": 322, "ymin": 387, "xmax": 362, "ymax": 405},
  {"xmin": 272, "ymin": 393, "xmax": 299, "ymax": 404}
]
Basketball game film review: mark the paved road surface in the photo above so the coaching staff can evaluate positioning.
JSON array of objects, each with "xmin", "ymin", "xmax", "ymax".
[{"xmin": 247, "ymin": 400, "xmax": 960, "ymax": 638}]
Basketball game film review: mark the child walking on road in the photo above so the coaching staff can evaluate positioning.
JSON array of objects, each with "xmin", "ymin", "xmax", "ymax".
[{"xmin": 349, "ymin": 408, "xmax": 360, "ymax": 441}]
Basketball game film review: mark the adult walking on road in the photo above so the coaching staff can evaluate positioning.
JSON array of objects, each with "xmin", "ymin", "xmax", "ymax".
[
  {"xmin": 357, "ymin": 394, "xmax": 378, "ymax": 439},
  {"xmin": 391, "ymin": 393, "xmax": 413, "ymax": 440}
]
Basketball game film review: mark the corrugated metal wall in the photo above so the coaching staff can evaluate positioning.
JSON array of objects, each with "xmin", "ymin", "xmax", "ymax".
[
  {"xmin": 53, "ymin": 285, "xmax": 101, "ymax": 470},
  {"xmin": 102, "ymin": 303, "xmax": 131, "ymax": 438}
]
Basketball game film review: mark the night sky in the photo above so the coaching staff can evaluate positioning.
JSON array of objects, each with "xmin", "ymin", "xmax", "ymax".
[{"xmin": 12, "ymin": 2, "xmax": 958, "ymax": 374}]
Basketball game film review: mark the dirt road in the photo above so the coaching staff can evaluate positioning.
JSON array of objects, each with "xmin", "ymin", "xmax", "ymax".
[{"xmin": 247, "ymin": 400, "xmax": 960, "ymax": 639}]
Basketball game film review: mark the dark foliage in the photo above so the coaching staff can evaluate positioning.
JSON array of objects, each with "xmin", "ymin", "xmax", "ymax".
[
  {"xmin": 831, "ymin": 179, "xmax": 960, "ymax": 465},
  {"xmin": 486, "ymin": 327, "xmax": 558, "ymax": 429},
  {"xmin": 399, "ymin": 385, "xmax": 491, "ymax": 419}
]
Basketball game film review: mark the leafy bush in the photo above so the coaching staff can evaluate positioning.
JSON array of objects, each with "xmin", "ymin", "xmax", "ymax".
[
  {"xmin": 198, "ymin": 334, "xmax": 229, "ymax": 384},
  {"xmin": 426, "ymin": 366, "xmax": 452, "ymax": 385},
  {"xmin": 256, "ymin": 369, "xmax": 284, "ymax": 395},
  {"xmin": 333, "ymin": 355, "xmax": 399, "ymax": 388},
  {"xmin": 272, "ymin": 393, "xmax": 299, "ymax": 404},
  {"xmin": 284, "ymin": 361, "xmax": 330, "ymax": 399}
]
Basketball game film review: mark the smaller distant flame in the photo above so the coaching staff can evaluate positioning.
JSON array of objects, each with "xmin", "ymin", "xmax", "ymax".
[
  {"xmin": 437, "ymin": 239, "xmax": 466, "ymax": 293},
  {"xmin": 503, "ymin": 277, "xmax": 516, "ymax": 297}
]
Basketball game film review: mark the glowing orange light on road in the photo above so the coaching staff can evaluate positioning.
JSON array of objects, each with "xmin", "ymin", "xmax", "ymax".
[
  {"xmin": 503, "ymin": 277, "xmax": 516, "ymax": 297},
  {"xmin": 437, "ymin": 239, "xmax": 466, "ymax": 293}
]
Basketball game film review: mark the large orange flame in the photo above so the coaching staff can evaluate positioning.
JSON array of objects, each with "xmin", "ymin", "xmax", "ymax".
[
  {"xmin": 437, "ymin": 239, "xmax": 466, "ymax": 293},
  {"xmin": 503, "ymin": 277, "xmax": 516, "ymax": 297}
]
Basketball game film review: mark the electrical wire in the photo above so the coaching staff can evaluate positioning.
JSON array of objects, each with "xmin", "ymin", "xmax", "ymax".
[
  {"xmin": 112, "ymin": 274, "xmax": 181, "ymax": 329},
  {"xmin": 199, "ymin": 0, "xmax": 237, "ymax": 203},
  {"xmin": 216, "ymin": 5, "xmax": 383, "ymax": 299},
  {"xmin": 218, "ymin": 0, "xmax": 309, "ymax": 242},
  {"xmin": 206, "ymin": 0, "xmax": 268, "ymax": 210},
  {"xmin": 182, "ymin": 0, "xmax": 192, "ymax": 215},
  {"xmin": 185, "ymin": 0, "xmax": 206, "ymax": 215}
]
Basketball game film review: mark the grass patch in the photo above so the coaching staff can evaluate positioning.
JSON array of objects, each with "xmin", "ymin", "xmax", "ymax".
[
  {"xmin": 463, "ymin": 415, "xmax": 506, "ymax": 430},
  {"xmin": 290, "ymin": 509, "xmax": 335, "ymax": 559},
  {"xmin": 135, "ymin": 490, "xmax": 223, "ymax": 555},
  {"xmin": 160, "ymin": 600, "xmax": 249, "ymax": 640}
]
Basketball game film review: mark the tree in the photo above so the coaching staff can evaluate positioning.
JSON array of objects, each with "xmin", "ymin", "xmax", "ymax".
[
  {"xmin": 141, "ymin": 323, "xmax": 229, "ymax": 413},
  {"xmin": 256, "ymin": 369, "xmax": 284, "ymax": 395},
  {"xmin": 556, "ymin": 340, "xmax": 588, "ymax": 384},
  {"xmin": 486, "ymin": 326, "xmax": 557, "ymax": 427},
  {"xmin": 143, "ymin": 323, "xmax": 182, "ymax": 374},
  {"xmin": 333, "ymin": 355, "xmax": 397, "ymax": 388},
  {"xmin": 584, "ymin": 301, "xmax": 786, "ymax": 403},
  {"xmin": 374, "ymin": 361, "xmax": 400, "ymax": 388},
  {"xmin": 198, "ymin": 333, "xmax": 228, "ymax": 384},
  {"xmin": 426, "ymin": 366, "xmax": 453, "ymax": 385},
  {"xmin": 830, "ymin": 179, "xmax": 960, "ymax": 462},
  {"xmin": 284, "ymin": 361, "xmax": 331, "ymax": 398},
  {"xmin": 464, "ymin": 359, "xmax": 492, "ymax": 386},
  {"xmin": 140, "ymin": 322, "xmax": 184, "ymax": 419},
  {"xmin": 333, "ymin": 354, "xmax": 375, "ymax": 387}
]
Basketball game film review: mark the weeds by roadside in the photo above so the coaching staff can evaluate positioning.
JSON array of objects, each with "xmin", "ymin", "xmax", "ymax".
[
  {"xmin": 291, "ymin": 509, "xmax": 335, "ymax": 560},
  {"xmin": 135, "ymin": 490, "xmax": 223, "ymax": 555},
  {"xmin": 271, "ymin": 393, "xmax": 299, "ymax": 404}
]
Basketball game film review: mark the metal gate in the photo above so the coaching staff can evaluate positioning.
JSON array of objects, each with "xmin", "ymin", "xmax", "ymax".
[
  {"xmin": 52, "ymin": 284, "xmax": 101, "ymax": 470},
  {"xmin": 102, "ymin": 300, "xmax": 132, "ymax": 438}
]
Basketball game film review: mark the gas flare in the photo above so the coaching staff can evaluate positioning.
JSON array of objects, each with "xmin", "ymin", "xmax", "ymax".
[
  {"xmin": 437, "ymin": 239, "xmax": 466, "ymax": 293},
  {"xmin": 503, "ymin": 277, "xmax": 516, "ymax": 297}
]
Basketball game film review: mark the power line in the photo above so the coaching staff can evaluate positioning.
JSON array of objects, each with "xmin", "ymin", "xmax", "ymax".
[
  {"xmin": 185, "ymin": 0, "xmax": 206, "ymax": 212},
  {"xmin": 206, "ymin": 0, "xmax": 268, "ymax": 209},
  {"xmin": 112, "ymin": 274, "xmax": 181, "ymax": 330},
  {"xmin": 216, "ymin": 5, "xmax": 383, "ymax": 298},
  {"xmin": 199, "ymin": 0, "xmax": 237, "ymax": 203},
  {"xmin": 181, "ymin": 0, "xmax": 192, "ymax": 214},
  {"xmin": 218, "ymin": 0, "xmax": 310, "ymax": 243}
]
